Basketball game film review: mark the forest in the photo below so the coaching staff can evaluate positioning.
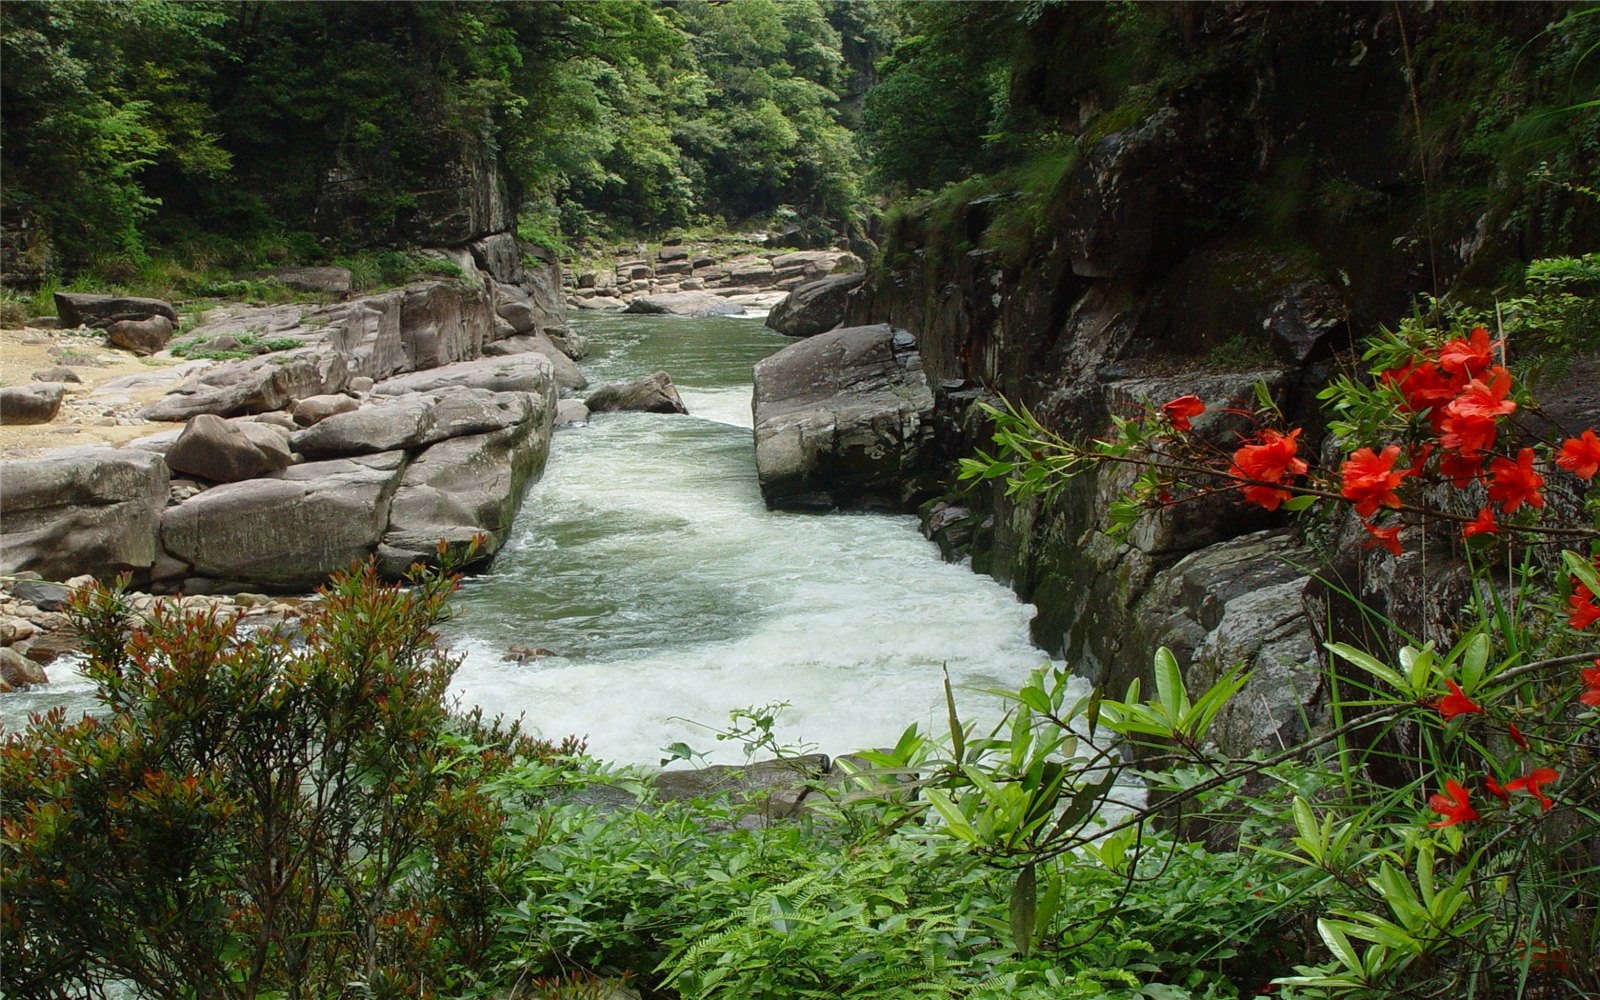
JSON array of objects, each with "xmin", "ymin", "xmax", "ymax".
[{"xmin": 3, "ymin": 2, "xmax": 1600, "ymax": 999}]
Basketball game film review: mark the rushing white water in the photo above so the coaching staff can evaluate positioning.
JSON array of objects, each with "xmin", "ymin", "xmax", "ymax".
[
  {"xmin": 2, "ymin": 313, "xmax": 1066, "ymax": 763},
  {"xmin": 445, "ymin": 312, "xmax": 1061, "ymax": 764}
]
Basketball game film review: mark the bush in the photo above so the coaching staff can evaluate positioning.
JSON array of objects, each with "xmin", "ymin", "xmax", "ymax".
[{"xmin": 1, "ymin": 556, "xmax": 577, "ymax": 998}]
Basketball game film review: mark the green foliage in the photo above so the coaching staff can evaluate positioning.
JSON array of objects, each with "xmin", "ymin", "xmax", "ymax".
[
  {"xmin": 169, "ymin": 331, "xmax": 304, "ymax": 361},
  {"xmin": 0, "ymin": 556, "xmax": 579, "ymax": 998}
]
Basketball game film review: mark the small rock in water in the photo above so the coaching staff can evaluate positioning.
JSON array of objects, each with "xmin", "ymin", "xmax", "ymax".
[{"xmin": 505, "ymin": 644, "xmax": 557, "ymax": 662}]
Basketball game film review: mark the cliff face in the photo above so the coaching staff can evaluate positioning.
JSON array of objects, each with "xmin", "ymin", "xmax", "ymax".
[{"xmin": 846, "ymin": 2, "xmax": 1594, "ymax": 752}]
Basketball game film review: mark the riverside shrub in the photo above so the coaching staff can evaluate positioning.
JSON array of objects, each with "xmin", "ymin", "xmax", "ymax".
[
  {"xmin": 948, "ymin": 299, "xmax": 1600, "ymax": 996},
  {"xmin": 0, "ymin": 556, "xmax": 577, "ymax": 999}
]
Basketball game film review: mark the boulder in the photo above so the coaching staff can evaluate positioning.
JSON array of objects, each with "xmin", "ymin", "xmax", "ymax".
[
  {"xmin": 399, "ymin": 279, "xmax": 492, "ymax": 370},
  {"xmin": 376, "ymin": 394, "xmax": 553, "ymax": 575},
  {"xmin": 290, "ymin": 388, "xmax": 526, "ymax": 458},
  {"xmin": 164, "ymin": 414, "xmax": 295, "ymax": 483},
  {"xmin": 53, "ymin": 292, "xmax": 178, "ymax": 329},
  {"xmin": 624, "ymin": 292, "xmax": 745, "ymax": 318},
  {"xmin": 139, "ymin": 351, "xmax": 349, "ymax": 422},
  {"xmin": 555, "ymin": 399, "xmax": 590, "ymax": 428},
  {"xmin": 482, "ymin": 332, "xmax": 587, "ymax": 390},
  {"xmin": 752, "ymin": 324, "xmax": 934, "ymax": 510},
  {"xmin": 585, "ymin": 371, "xmax": 688, "ymax": 415},
  {"xmin": 370, "ymin": 353, "xmax": 553, "ymax": 397},
  {"xmin": 468, "ymin": 234, "xmax": 524, "ymax": 285},
  {"xmin": 657, "ymin": 246, "xmax": 689, "ymax": 263},
  {"xmin": 572, "ymin": 295, "xmax": 628, "ymax": 312},
  {"xmin": 292, "ymin": 393, "xmax": 361, "ymax": 426},
  {"xmin": 105, "ymin": 315, "xmax": 175, "ymax": 355},
  {"xmin": 0, "ymin": 447, "xmax": 169, "ymax": 581},
  {"xmin": 546, "ymin": 326, "xmax": 589, "ymax": 361},
  {"xmin": 32, "ymin": 366, "xmax": 82, "ymax": 384},
  {"xmin": 0, "ymin": 646, "xmax": 48, "ymax": 688},
  {"xmin": 0, "ymin": 383, "xmax": 67, "ymax": 424},
  {"xmin": 765, "ymin": 271, "xmax": 865, "ymax": 337},
  {"xmin": 160, "ymin": 453, "xmax": 406, "ymax": 590},
  {"xmin": 11, "ymin": 580, "xmax": 73, "ymax": 611},
  {"xmin": 266, "ymin": 266, "xmax": 353, "ymax": 297},
  {"xmin": 653, "ymin": 754, "xmax": 831, "ymax": 821}
]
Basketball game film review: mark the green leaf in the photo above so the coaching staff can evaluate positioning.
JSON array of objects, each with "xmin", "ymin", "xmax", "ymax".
[
  {"xmin": 1282, "ymin": 494, "xmax": 1318, "ymax": 511},
  {"xmin": 1009, "ymin": 863, "xmax": 1037, "ymax": 957}
]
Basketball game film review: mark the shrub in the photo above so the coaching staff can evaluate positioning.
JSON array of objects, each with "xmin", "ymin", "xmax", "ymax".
[{"xmin": 1, "ymin": 555, "xmax": 576, "ymax": 998}]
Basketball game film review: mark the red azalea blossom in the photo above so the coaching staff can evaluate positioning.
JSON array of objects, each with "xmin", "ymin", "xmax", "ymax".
[
  {"xmin": 1505, "ymin": 767, "xmax": 1559, "ymax": 811},
  {"xmin": 1383, "ymin": 360, "xmax": 1460, "ymax": 424},
  {"xmin": 1229, "ymin": 428, "xmax": 1307, "ymax": 510},
  {"xmin": 1580, "ymin": 661, "xmax": 1600, "ymax": 707},
  {"xmin": 1487, "ymin": 448, "xmax": 1545, "ymax": 513},
  {"xmin": 1462, "ymin": 506, "xmax": 1496, "ymax": 538},
  {"xmin": 1569, "ymin": 587, "xmax": 1600, "ymax": 630},
  {"xmin": 1555, "ymin": 428, "xmax": 1600, "ymax": 480},
  {"xmin": 1440, "ymin": 368, "xmax": 1515, "ymax": 456},
  {"xmin": 1508, "ymin": 722, "xmax": 1528, "ymax": 750},
  {"xmin": 1427, "ymin": 779, "xmax": 1479, "ymax": 827},
  {"xmin": 1162, "ymin": 394, "xmax": 1205, "ymax": 431},
  {"xmin": 1341, "ymin": 445, "xmax": 1411, "ymax": 517},
  {"xmin": 1434, "ymin": 679, "xmax": 1481, "ymax": 719},
  {"xmin": 1439, "ymin": 451, "xmax": 1484, "ymax": 488},
  {"xmin": 1485, "ymin": 775, "xmax": 1510, "ymax": 804},
  {"xmin": 1438, "ymin": 326, "xmax": 1499, "ymax": 377},
  {"xmin": 1406, "ymin": 443, "xmax": 1434, "ymax": 476},
  {"xmin": 1364, "ymin": 521, "xmax": 1403, "ymax": 556}
]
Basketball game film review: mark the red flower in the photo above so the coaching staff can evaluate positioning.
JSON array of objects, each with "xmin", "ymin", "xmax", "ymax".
[
  {"xmin": 1434, "ymin": 679, "xmax": 1481, "ymax": 719},
  {"xmin": 1462, "ymin": 506, "xmax": 1496, "ymax": 539},
  {"xmin": 1440, "ymin": 368, "xmax": 1515, "ymax": 456},
  {"xmin": 1383, "ymin": 360, "xmax": 1459, "ymax": 424},
  {"xmin": 1439, "ymin": 451, "xmax": 1484, "ymax": 488},
  {"xmin": 1427, "ymin": 779, "xmax": 1479, "ymax": 827},
  {"xmin": 1162, "ymin": 394, "xmax": 1205, "ymax": 431},
  {"xmin": 1570, "ymin": 587, "xmax": 1600, "ymax": 630},
  {"xmin": 1229, "ymin": 428, "xmax": 1307, "ymax": 510},
  {"xmin": 1364, "ymin": 521, "xmax": 1403, "ymax": 556},
  {"xmin": 1509, "ymin": 722, "xmax": 1528, "ymax": 750},
  {"xmin": 1341, "ymin": 445, "xmax": 1411, "ymax": 518},
  {"xmin": 1406, "ymin": 443, "xmax": 1434, "ymax": 476},
  {"xmin": 1505, "ymin": 767, "xmax": 1559, "ymax": 811},
  {"xmin": 1487, "ymin": 448, "xmax": 1545, "ymax": 513},
  {"xmin": 1438, "ymin": 326, "xmax": 1499, "ymax": 377},
  {"xmin": 1580, "ymin": 661, "xmax": 1600, "ymax": 707},
  {"xmin": 1485, "ymin": 775, "xmax": 1510, "ymax": 804},
  {"xmin": 1555, "ymin": 428, "xmax": 1600, "ymax": 480}
]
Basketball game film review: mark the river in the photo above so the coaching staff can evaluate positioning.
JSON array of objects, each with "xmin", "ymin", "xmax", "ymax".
[{"xmin": 3, "ymin": 311, "xmax": 1063, "ymax": 764}]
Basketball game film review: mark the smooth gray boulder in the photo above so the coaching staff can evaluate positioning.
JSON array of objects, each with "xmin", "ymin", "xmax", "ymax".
[
  {"xmin": 370, "ymin": 354, "xmax": 552, "ymax": 397},
  {"xmin": 139, "ymin": 350, "xmax": 349, "ymax": 421},
  {"xmin": 0, "ymin": 646, "xmax": 49, "ymax": 689},
  {"xmin": 624, "ymin": 292, "xmax": 744, "ymax": 318},
  {"xmin": 585, "ymin": 371, "xmax": 688, "ymax": 415},
  {"xmin": 765, "ymin": 271, "xmax": 864, "ymax": 337},
  {"xmin": 376, "ymin": 393, "xmax": 553, "ymax": 575},
  {"xmin": 160, "ymin": 453, "xmax": 406, "ymax": 590},
  {"xmin": 105, "ymin": 315, "xmax": 174, "ymax": 355},
  {"xmin": 546, "ymin": 326, "xmax": 589, "ymax": 361},
  {"xmin": 291, "ymin": 388, "xmax": 538, "ymax": 459},
  {"xmin": 0, "ymin": 384, "xmax": 67, "ymax": 425},
  {"xmin": 164, "ymin": 414, "xmax": 294, "ymax": 483},
  {"xmin": 32, "ymin": 366, "xmax": 83, "ymax": 384},
  {"xmin": 482, "ymin": 331, "xmax": 586, "ymax": 389},
  {"xmin": 0, "ymin": 447, "xmax": 168, "ymax": 581},
  {"xmin": 53, "ymin": 292, "xmax": 178, "ymax": 329},
  {"xmin": 752, "ymin": 324, "xmax": 933, "ymax": 510},
  {"xmin": 555, "ymin": 399, "xmax": 589, "ymax": 428},
  {"xmin": 291, "ymin": 393, "xmax": 360, "ymax": 426},
  {"xmin": 571, "ymin": 295, "xmax": 627, "ymax": 312},
  {"xmin": 266, "ymin": 266, "xmax": 352, "ymax": 296}
]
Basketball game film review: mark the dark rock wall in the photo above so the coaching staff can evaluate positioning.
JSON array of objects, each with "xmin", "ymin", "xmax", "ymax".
[{"xmin": 846, "ymin": 2, "xmax": 1589, "ymax": 749}]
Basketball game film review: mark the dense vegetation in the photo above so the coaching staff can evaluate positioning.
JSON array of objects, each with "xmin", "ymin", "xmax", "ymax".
[{"xmin": 0, "ymin": 0, "xmax": 894, "ymax": 276}]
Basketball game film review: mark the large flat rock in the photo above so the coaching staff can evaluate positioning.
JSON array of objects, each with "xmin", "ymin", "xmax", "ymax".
[
  {"xmin": 0, "ymin": 447, "xmax": 169, "ymax": 581},
  {"xmin": 371, "ymin": 354, "xmax": 554, "ymax": 397},
  {"xmin": 752, "ymin": 324, "xmax": 933, "ymax": 510},
  {"xmin": 160, "ymin": 453, "xmax": 406, "ymax": 590}
]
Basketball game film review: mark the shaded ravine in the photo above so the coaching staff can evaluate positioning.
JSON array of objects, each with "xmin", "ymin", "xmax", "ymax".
[{"xmin": 444, "ymin": 311, "xmax": 1065, "ymax": 764}]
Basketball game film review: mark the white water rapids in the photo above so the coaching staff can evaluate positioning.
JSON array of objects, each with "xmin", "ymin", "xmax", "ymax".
[{"xmin": 3, "ymin": 312, "xmax": 1069, "ymax": 764}]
